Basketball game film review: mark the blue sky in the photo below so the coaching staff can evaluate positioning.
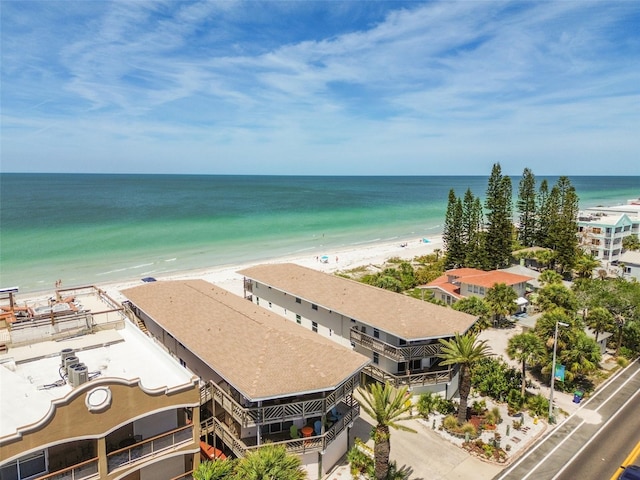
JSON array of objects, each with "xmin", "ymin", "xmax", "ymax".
[{"xmin": 1, "ymin": 1, "xmax": 639, "ymax": 175}]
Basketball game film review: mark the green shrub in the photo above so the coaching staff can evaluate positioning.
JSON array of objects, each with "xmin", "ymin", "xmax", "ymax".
[
  {"xmin": 525, "ymin": 394, "xmax": 549, "ymax": 417},
  {"xmin": 435, "ymin": 397, "xmax": 457, "ymax": 415},
  {"xmin": 443, "ymin": 415, "xmax": 458, "ymax": 430},
  {"xmin": 416, "ymin": 392, "xmax": 438, "ymax": 419},
  {"xmin": 461, "ymin": 423, "xmax": 477, "ymax": 436}
]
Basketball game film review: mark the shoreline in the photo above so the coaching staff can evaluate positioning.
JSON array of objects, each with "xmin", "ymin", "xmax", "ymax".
[{"xmin": 14, "ymin": 234, "xmax": 444, "ymax": 306}]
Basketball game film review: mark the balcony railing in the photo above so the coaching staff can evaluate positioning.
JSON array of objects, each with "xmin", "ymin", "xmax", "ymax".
[
  {"xmin": 107, "ymin": 424, "xmax": 194, "ymax": 473},
  {"xmin": 201, "ymin": 404, "xmax": 360, "ymax": 458},
  {"xmin": 350, "ymin": 327, "xmax": 442, "ymax": 362},
  {"xmin": 38, "ymin": 458, "xmax": 99, "ymax": 480},
  {"xmin": 203, "ymin": 373, "xmax": 359, "ymax": 428},
  {"xmin": 364, "ymin": 364, "xmax": 454, "ymax": 388}
]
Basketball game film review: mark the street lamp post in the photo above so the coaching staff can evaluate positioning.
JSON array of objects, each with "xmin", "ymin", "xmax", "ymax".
[{"xmin": 549, "ymin": 320, "xmax": 569, "ymax": 424}]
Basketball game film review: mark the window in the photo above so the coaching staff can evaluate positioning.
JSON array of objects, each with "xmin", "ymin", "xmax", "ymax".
[
  {"xmin": 268, "ymin": 302, "xmax": 272, "ymax": 308},
  {"xmin": 467, "ymin": 284, "xmax": 472, "ymax": 292},
  {"xmin": 256, "ymin": 297, "xmax": 260, "ymax": 305},
  {"xmin": 312, "ymin": 304, "xmax": 318, "ymax": 311},
  {"xmin": 373, "ymin": 352, "xmax": 379, "ymax": 364},
  {"xmin": 296, "ymin": 297, "xmax": 301, "ymax": 304},
  {"xmin": 398, "ymin": 361, "xmax": 406, "ymax": 372},
  {"xmin": 473, "ymin": 285, "xmax": 479, "ymax": 293},
  {"xmin": 399, "ymin": 338, "xmax": 407, "ymax": 346},
  {"xmin": 312, "ymin": 322, "xmax": 318, "ymax": 332},
  {"xmin": 410, "ymin": 359, "xmax": 421, "ymax": 370},
  {"xmin": 329, "ymin": 329, "xmax": 333, "ymax": 336},
  {"xmin": 296, "ymin": 314, "xmax": 301, "ymax": 324},
  {"xmin": 479, "ymin": 287, "xmax": 485, "ymax": 295},
  {"xmin": 373, "ymin": 328, "xmax": 380, "ymax": 339},
  {"xmin": 0, "ymin": 451, "xmax": 47, "ymax": 480},
  {"xmin": 350, "ymin": 318, "xmax": 356, "ymax": 323},
  {"xmin": 360, "ymin": 326, "xmax": 366, "ymax": 334}
]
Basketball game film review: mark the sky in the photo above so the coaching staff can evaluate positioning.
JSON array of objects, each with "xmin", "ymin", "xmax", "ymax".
[{"xmin": 1, "ymin": 1, "xmax": 639, "ymax": 176}]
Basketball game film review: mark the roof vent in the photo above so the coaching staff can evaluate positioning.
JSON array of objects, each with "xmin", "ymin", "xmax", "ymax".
[{"xmin": 69, "ymin": 363, "xmax": 89, "ymax": 387}]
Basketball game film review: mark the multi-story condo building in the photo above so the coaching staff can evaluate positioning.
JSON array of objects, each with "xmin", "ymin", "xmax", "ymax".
[
  {"xmin": 0, "ymin": 286, "xmax": 200, "ymax": 480},
  {"xmin": 577, "ymin": 202, "xmax": 640, "ymax": 264},
  {"xmin": 422, "ymin": 268, "xmax": 533, "ymax": 312},
  {"xmin": 238, "ymin": 263, "xmax": 478, "ymax": 398},
  {"xmin": 121, "ymin": 279, "xmax": 369, "ymax": 480}
]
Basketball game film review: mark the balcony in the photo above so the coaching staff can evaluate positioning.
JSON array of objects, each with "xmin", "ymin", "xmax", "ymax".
[
  {"xmin": 38, "ymin": 458, "xmax": 99, "ymax": 480},
  {"xmin": 204, "ymin": 373, "xmax": 359, "ymax": 428},
  {"xmin": 201, "ymin": 404, "xmax": 360, "ymax": 458},
  {"xmin": 350, "ymin": 327, "xmax": 442, "ymax": 362},
  {"xmin": 364, "ymin": 364, "xmax": 454, "ymax": 389},
  {"xmin": 107, "ymin": 424, "xmax": 194, "ymax": 473}
]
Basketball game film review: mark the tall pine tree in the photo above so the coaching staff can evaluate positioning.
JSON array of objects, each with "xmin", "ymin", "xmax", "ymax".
[
  {"xmin": 444, "ymin": 189, "xmax": 465, "ymax": 268},
  {"xmin": 517, "ymin": 168, "xmax": 537, "ymax": 247},
  {"xmin": 547, "ymin": 177, "xmax": 579, "ymax": 274},
  {"xmin": 484, "ymin": 163, "xmax": 513, "ymax": 269},
  {"xmin": 536, "ymin": 179, "xmax": 551, "ymax": 247},
  {"xmin": 464, "ymin": 193, "xmax": 485, "ymax": 268}
]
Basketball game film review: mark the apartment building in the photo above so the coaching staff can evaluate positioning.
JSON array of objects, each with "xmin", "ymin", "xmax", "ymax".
[
  {"xmin": 238, "ymin": 263, "xmax": 478, "ymax": 398},
  {"xmin": 577, "ymin": 203, "xmax": 640, "ymax": 264},
  {"xmin": 0, "ymin": 286, "xmax": 200, "ymax": 480},
  {"xmin": 122, "ymin": 279, "xmax": 369, "ymax": 480}
]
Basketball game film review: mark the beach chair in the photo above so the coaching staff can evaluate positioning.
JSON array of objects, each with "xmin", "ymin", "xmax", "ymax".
[
  {"xmin": 314, "ymin": 420, "xmax": 322, "ymax": 435},
  {"xmin": 290, "ymin": 425, "xmax": 300, "ymax": 439}
]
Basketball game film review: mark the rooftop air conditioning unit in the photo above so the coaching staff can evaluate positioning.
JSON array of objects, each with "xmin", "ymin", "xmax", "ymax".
[
  {"xmin": 64, "ymin": 356, "xmax": 79, "ymax": 376},
  {"xmin": 60, "ymin": 348, "xmax": 75, "ymax": 366},
  {"xmin": 69, "ymin": 363, "xmax": 89, "ymax": 387}
]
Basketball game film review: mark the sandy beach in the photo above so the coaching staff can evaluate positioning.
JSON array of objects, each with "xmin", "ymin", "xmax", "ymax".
[{"xmin": 13, "ymin": 235, "xmax": 444, "ymax": 306}]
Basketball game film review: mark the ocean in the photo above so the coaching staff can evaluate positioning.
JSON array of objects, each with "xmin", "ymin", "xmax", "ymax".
[{"xmin": 1, "ymin": 174, "xmax": 638, "ymax": 294}]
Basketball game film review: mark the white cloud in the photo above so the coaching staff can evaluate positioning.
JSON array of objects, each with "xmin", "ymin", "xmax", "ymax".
[{"xmin": 1, "ymin": 0, "xmax": 638, "ymax": 174}]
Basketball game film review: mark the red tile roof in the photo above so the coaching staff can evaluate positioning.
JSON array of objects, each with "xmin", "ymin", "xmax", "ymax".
[{"xmin": 424, "ymin": 268, "xmax": 534, "ymax": 290}]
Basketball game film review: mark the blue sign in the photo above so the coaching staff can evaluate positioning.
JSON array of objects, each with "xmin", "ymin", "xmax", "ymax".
[{"xmin": 554, "ymin": 364, "xmax": 565, "ymax": 382}]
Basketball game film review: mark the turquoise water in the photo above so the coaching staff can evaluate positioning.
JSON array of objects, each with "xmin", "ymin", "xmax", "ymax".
[{"xmin": 1, "ymin": 174, "xmax": 638, "ymax": 293}]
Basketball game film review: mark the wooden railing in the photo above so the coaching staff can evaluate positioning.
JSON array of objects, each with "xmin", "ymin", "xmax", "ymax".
[
  {"xmin": 364, "ymin": 364, "xmax": 454, "ymax": 388},
  {"xmin": 38, "ymin": 458, "xmax": 99, "ymax": 480},
  {"xmin": 350, "ymin": 328, "xmax": 443, "ymax": 361},
  {"xmin": 107, "ymin": 424, "xmax": 194, "ymax": 473},
  {"xmin": 203, "ymin": 373, "xmax": 359, "ymax": 428},
  {"xmin": 201, "ymin": 404, "xmax": 360, "ymax": 458}
]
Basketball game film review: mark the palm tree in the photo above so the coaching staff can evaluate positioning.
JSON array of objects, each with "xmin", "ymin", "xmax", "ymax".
[
  {"xmin": 586, "ymin": 307, "xmax": 614, "ymax": 342},
  {"xmin": 507, "ymin": 332, "xmax": 546, "ymax": 397},
  {"xmin": 193, "ymin": 459, "xmax": 234, "ymax": 480},
  {"xmin": 574, "ymin": 254, "xmax": 600, "ymax": 279},
  {"xmin": 485, "ymin": 283, "xmax": 518, "ymax": 326},
  {"xmin": 233, "ymin": 444, "xmax": 306, "ymax": 480},
  {"xmin": 438, "ymin": 333, "xmax": 492, "ymax": 424},
  {"xmin": 358, "ymin": 382, "xmax": 416, "ymax": 480},
  {"xmin": 539, "ymin": 269, "xmax": 563, "ymax": 286},
  {"xmin": 452, "ymin": 296, "xmax": 492, "ymax": 332},
  {"xmin": 560, "ymin": 332, "xmax": 601, "ymax": 380}
]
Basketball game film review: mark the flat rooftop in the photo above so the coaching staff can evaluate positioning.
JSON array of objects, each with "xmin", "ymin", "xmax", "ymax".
[
  {"xmin": 122, "ymin": 280, "xmax": 370, "ymax": 402},
  {"xmin": 0, "ymin": 318, "xmax": 196, "ymax": 441},
  {"xmin": 239, "ymin": 263, "xmax": 478, "ymax": 340}
]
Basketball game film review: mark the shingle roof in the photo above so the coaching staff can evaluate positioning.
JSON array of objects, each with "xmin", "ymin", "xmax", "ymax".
[
  {"xmin": 121, "ymin": 280, "xmax": 369, "ymax": 402},
  {"xmin": 238, "ymin": 263, "xmax": 477, "ymax": 340}
]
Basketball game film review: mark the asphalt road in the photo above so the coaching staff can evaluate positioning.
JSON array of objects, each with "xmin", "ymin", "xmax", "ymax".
[{"xmin": 495, "ymin": 359, "xmax": 640, "ymax": 480}]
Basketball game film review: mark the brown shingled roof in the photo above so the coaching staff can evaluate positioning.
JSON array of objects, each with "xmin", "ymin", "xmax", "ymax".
[
  {"xmin": 122, "ymin": 280, "xmax": 369, "ymax": 402},
  {"xmin": 238, "ymin": 263, "xmax": 477, "ymax": 340}
]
